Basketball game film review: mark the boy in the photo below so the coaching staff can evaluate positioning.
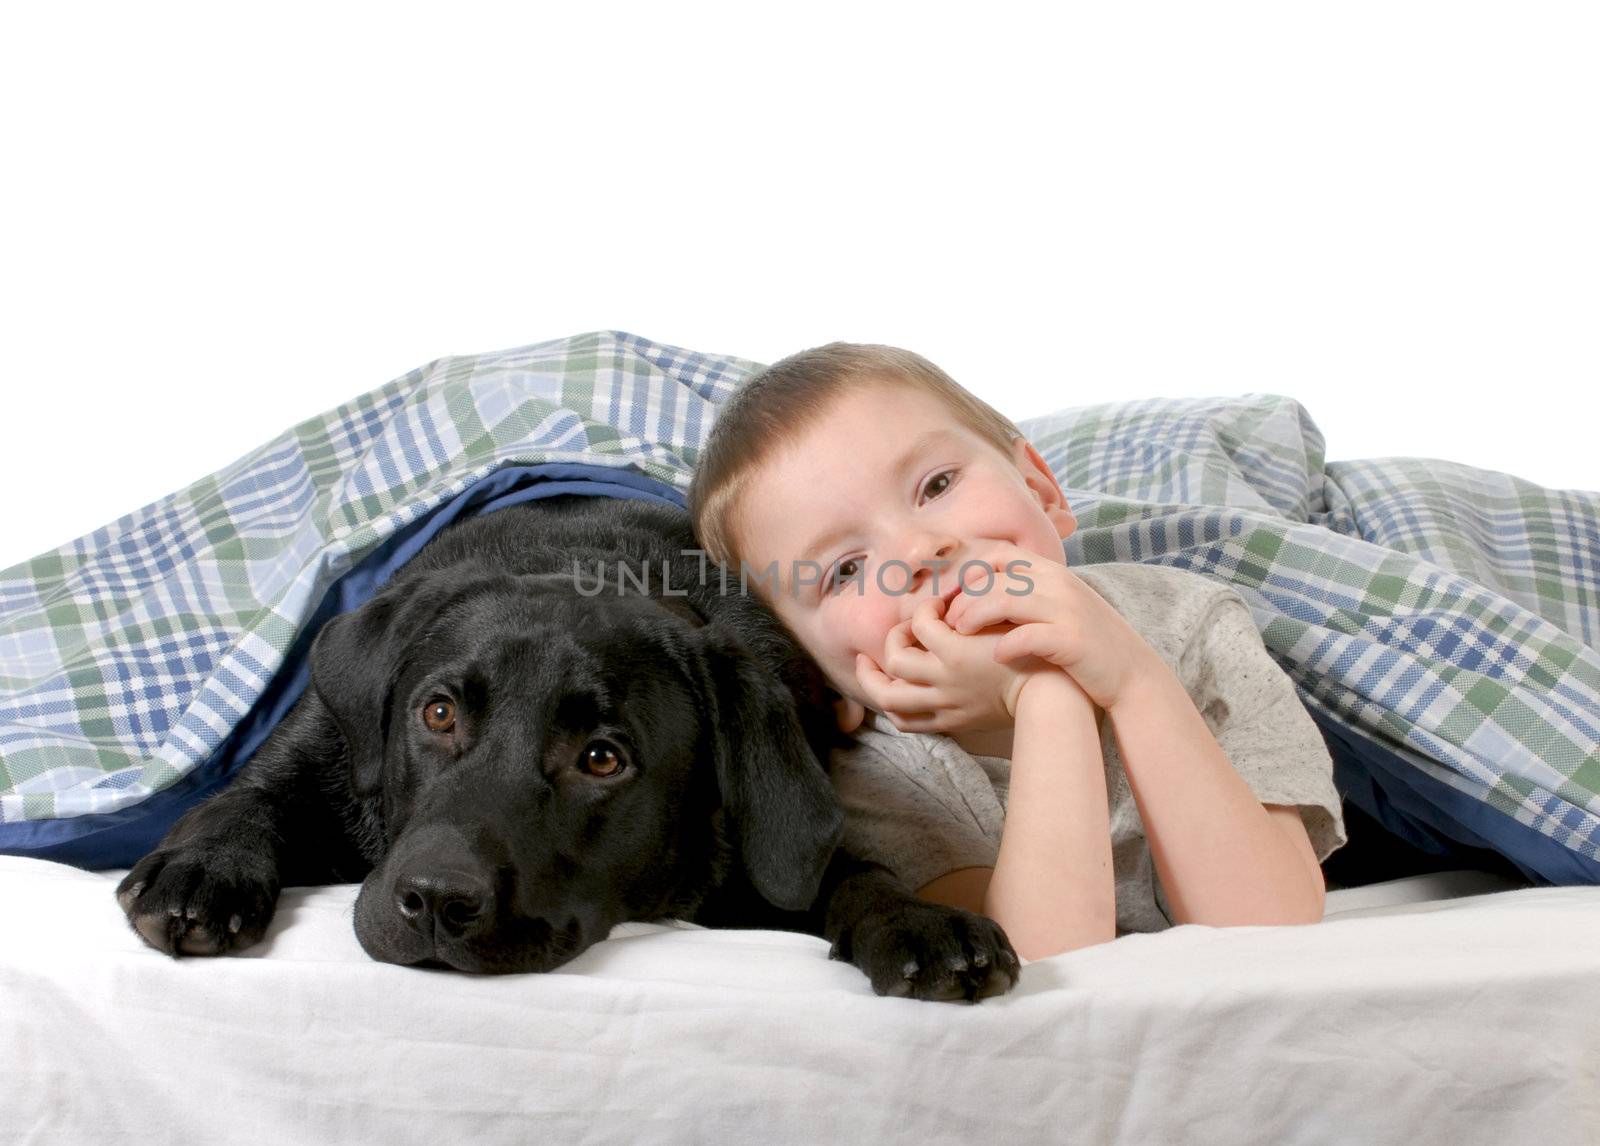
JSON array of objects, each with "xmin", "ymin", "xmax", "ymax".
[{"xmin": 688, "ymin": 344, "xmax": 1344, "ymax": 960}]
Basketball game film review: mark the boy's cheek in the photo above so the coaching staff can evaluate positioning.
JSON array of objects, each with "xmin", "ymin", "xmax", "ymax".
[{"xmin": 768, "ymin": 623, "xmax": 856, "ymax": 705}]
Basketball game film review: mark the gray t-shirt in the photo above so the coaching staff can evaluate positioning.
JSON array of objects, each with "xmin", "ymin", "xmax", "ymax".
[{"xmin": 830, "ymin": 563, "xmax": 1346, "ymax": 935}]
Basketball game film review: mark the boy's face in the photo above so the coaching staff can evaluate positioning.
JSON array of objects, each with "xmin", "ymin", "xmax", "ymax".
[{"xmin": 730, "ymin": 382, "xmax": 1076, "ymax": 732}]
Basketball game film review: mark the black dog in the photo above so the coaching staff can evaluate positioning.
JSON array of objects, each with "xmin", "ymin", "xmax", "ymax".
[{"xmin": 117, "ymin": 496, "xmax": 1016, "ymax": 1001}]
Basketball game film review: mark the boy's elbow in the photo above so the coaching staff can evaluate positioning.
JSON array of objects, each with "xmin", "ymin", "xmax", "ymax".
[
  {"xmin": 1255, "ymin": 875, "xmax": 1326, "ymax": 926},
  {"xmin": 1258, "ymin": 879, "xmax": 1326, "ymax": 926},
  {"xmin": 1297, "ymin": 879, "xmax": 1327, "ymax": 924},
  {"xmin": 1182, "ymin": 879, "xmax": 1326, "ymax": 928},
  {"xmin": 1012, "ymin": 923, "xmax": 1118, "ymax": 962},
  {"xmin": 1277, "ymin": 894, "xmax": 1325, "ymax": 926},
  {"xmin": 1291, "ymin": 858, "xmax": 1328, "ymax": 923},
  {"xmin": 993, "ymin": 899, "xmax": 1118, "ymax": 962}
]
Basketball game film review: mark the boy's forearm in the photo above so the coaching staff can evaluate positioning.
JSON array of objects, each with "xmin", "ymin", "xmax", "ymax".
[
  {"xmin": 984, "ymin": 670, "xmax": 1115, "ymax": 959},
  {"xmin": 1107, "ymin": 662, "xmax": 1325, "ymax": 926}
]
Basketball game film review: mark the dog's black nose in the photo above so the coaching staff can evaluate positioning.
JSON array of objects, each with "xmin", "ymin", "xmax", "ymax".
[{"xmin": 394, "ymin": 870, "xmax": 492, "ymax": 937}]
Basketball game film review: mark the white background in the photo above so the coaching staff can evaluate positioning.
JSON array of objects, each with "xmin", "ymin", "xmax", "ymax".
[{"xmin": 2, "ymin": 2, "xmax": 1595, "ymax": 572}]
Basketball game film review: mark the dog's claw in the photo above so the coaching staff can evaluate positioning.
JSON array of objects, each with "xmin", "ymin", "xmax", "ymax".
[
  {"xmin": 846, "ymin": 899, "xmax": 1019, "ymax": 1003},
  {"xmin": 115, "ymin": 847, "xmax": 278, "ymax": 958}
]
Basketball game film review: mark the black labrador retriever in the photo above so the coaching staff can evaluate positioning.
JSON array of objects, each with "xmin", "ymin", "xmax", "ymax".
[{"xmin": 117, "ymin": 496, "xmax": 1016, "ymax": 1001}]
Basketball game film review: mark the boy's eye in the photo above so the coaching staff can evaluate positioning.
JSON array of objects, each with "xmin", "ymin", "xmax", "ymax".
[
  {"xmin": 823, "ymin": 557, "xmax": 861, "ymax": 596},
  {"xmin": 921, "ymin": 470, "xmax": 956, "ymax": 501}
]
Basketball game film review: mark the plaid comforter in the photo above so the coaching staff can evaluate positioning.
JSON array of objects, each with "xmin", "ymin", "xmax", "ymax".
[
  {"xmin": 2, "ymin": 331, "xmax": 1596, "ymax": 880},
  {"xmin": 1025, "ymin": 399, "xmax": 1599, "ymax": 881}
]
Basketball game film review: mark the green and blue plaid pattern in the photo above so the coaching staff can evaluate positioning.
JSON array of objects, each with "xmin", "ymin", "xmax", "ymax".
[
  {"xmin": 0, "ymin": 331, "xmax": 758, "ymax": 822},
  {"xmin": 1024, "ymin": 396, "xmax": 1600, "ymax": 870},
  {"xmin": 2, "ymin": 337, "xmax": 1596, "ymax": 878}
]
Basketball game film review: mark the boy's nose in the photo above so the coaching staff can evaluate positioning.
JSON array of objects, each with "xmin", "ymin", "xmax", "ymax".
[
  {"xmin": 904, "ymin": 532, "xmax": 958, "ymax": 572},
  {"xmin": 897, "ymin": 534, "xmax": 962, "ymax": 614}
]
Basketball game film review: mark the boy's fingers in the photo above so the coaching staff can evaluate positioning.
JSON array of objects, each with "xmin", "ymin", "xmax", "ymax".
[
  {"xmin": 948, "ymin": 579, "xmax": 1059, "ymax": 635},
  {"xmin": 854, "ymin": 653, "xmax": 897, "ymax": 697},
  {"xmin": 884, "ymin": 619, "xmax": 941, "ymax": 682},
  {"xmin": 887, "ymin": 710, "xmax": 958, "ymax": 733},
  {"xmin": 904, "ymin": 599, "xmax": 981, "ymax": 663},
  {"xmin": 882, "ymin": 696, "xmax": 974, "ymax": 734},
  {"xmin": 945, "ymin": 589, "xmax": 1015, "ymax": 636},
  {"xmin": 883, "ymin": 646, "xmax": 939, "ymax": 683},
  {"xmin": 957, "ymin": 542, "xmax": 1032, "ymax": 588},
  {"xmin": 992, "ymin": 622, "xmax": 1072, "ymax": 666},
  {"xmin": 855, "ymin": 654, "xmax": 942, "ymax": 713},
  {"xmin": 907, "ymin": 601, "xmax": 961, "ymax": 657},
  {"xmin": 943, "ymin": 591, "xmax": 972, "ymax": 633},
  {"xmin": 852, "ymin": 653, "xmax": 895, "ymax": 707}
]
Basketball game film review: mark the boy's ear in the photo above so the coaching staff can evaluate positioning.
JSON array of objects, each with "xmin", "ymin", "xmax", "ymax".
[
  {"xmin": 1012, "ymin": 437, "xmax": 1077, "ymax": 541},
  {"xmin": 833, "ymin": 694, "xmax": 867, "ymax": 733}
]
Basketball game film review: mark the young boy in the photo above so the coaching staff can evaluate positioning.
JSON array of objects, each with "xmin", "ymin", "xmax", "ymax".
[{"xmin": 687, "ymin": 344, "xmax": 1345, "ymax": 960}]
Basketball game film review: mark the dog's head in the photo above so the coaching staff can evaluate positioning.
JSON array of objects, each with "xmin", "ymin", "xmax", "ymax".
[{"xmin": 308, "ymin": 565, "xmax": 842, "ymax": 973}]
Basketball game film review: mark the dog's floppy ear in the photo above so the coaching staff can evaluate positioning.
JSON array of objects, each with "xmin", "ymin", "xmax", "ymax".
[
  {"xmin": 308, "ymin": 572, "xmax": 458, "ymax": 797},
  {"xmin": 694, "ymin": 622, "xmax": 844, "ymax": 911}
]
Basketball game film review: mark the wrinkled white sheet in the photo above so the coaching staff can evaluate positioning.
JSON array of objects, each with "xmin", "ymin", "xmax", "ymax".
[{"xmin": 3, "ymin": 857, "xmax": 1597, "ymax": 1144}]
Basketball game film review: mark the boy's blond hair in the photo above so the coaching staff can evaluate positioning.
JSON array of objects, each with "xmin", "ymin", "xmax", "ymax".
[{"xmin": 688, "ymin": 343, "xmax": 1024, "ymax": 571}]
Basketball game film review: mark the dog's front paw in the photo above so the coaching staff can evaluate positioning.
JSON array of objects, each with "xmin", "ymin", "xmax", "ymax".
[
  {"xmin": 116, "ymin": 846, "xmax": 279, "ymax": 956},
  {"xmin": 835, "ymin": 900, "xmax": 1020, "ymax": 1003}
]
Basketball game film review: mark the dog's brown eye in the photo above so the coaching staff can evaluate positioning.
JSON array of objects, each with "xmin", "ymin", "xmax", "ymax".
[
  {"xmin": 422, "ymin": 698, "xmax": 456, "ymax": 733},
  {"xmin": 578, "ymin": 741, "xmax": 625, "ymax": 778}
]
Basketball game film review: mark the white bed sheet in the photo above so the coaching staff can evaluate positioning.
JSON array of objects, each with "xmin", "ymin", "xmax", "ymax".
[{"xmin": 3, "ymin": 857, "xmax": 1597, "ymax": 1144}]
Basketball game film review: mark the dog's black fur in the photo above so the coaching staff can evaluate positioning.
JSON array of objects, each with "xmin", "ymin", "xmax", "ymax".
[{"xmin": 116, "ymin": 497, "xmax": 1016, "ymax": 1001}]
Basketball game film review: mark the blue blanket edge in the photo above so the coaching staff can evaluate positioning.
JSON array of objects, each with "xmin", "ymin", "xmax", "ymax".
[
  {"xmin": 0, "ymin": 463, "xmax": 683, "ymax": 867},
  {"xmin": 5, "ymin": 461, "xmax": 1594, "ymax": 887},
  {"xmin": 1317, "ymin": 713, "xmax": 1594, "ymax": 885}
]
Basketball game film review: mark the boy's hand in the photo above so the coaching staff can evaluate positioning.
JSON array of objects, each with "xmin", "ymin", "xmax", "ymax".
[
  {"xmin": 853, "ymin": 598, "xmax": 1046, "ymax": 734},
  {"xmin": 942, "ymin": 542, "xmax": 1162, "ymax": 711}
]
